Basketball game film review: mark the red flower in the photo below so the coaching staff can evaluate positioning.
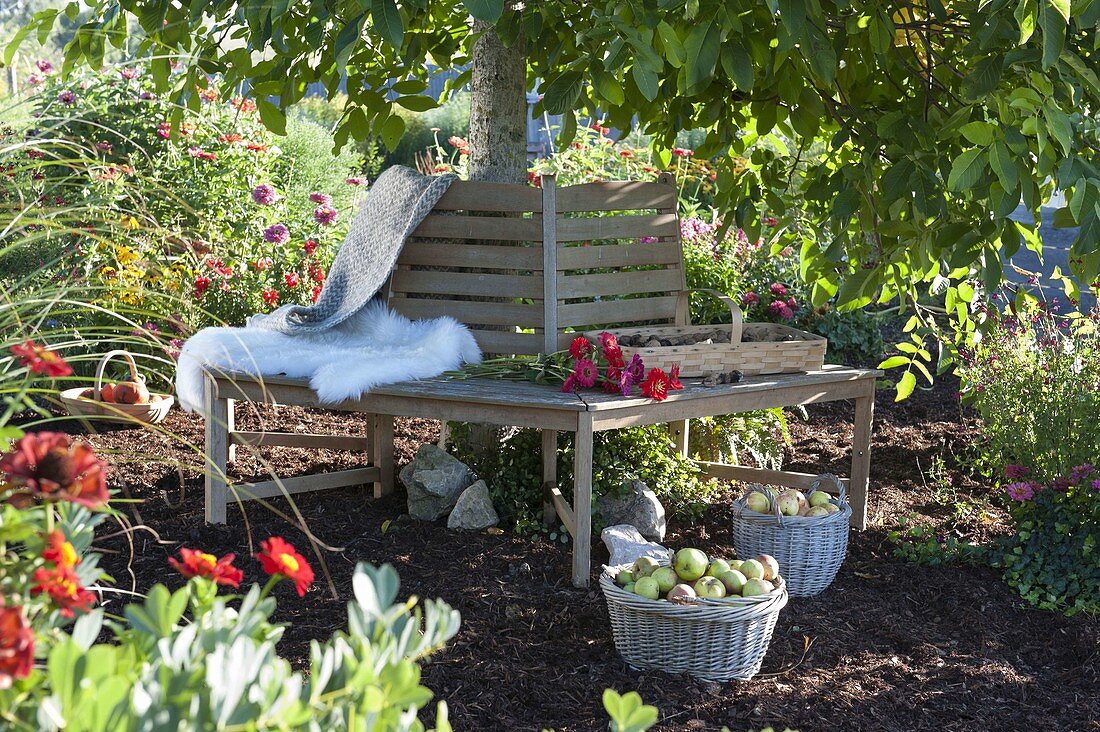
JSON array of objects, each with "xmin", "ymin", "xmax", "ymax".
[
  {"xmin": 230, "ymin": 96, "xmax": 256, "ymax": 113},
  {"xmin": 284, "ymin": 272, "xmax": 301, "ymax": 288},
  {"xmin": 245, "ymin": 141, "xmax": 268, "ymax": 153},
  {"xmin": 11, "ymin": 341, "xmax": 72, "ymax": 378},
  {"xmin": 569, "ymin": 336, "xmax": 593, "ymax": 360},
  {"xmin": 32, "ymin": 565, "xmax": 95, "ymax": 617},
  {"xmin": 672, "ymin": 147, "xmax": 694, "ymax": 158},
  {"xmin": 641, "ymin": 368, "xmax": 671, "ymax": 401},
  {"xmin": 0, "ymin": 432, "xmax": 108, "ymax": 508},
  {"xmin": 43, "ymin": 531, "xmax": 79, "ymax": 570},
  {"xmin": 668, "ymin": 363, "xmax": 683, "ymax": 390},
  {"xmin": 261, "ymin": 288, "xmax": 278, "ymax": 307},
  {"xmin": 561, "ymin": 374, "xmax": 578, "ymax": 393},
  {"xmin": 303, "ymin": 239, "xmax": 318, "ymax": 256},
  {"xmin": 573, "ymin": 358, "xmax": 598, "ymax": 388},
  {"xmin": 309, "ymin": 265, "xmax": 325, "ymax": 284},
  {"xmin": 0, "ymin": 603, "xmax": 34, "ymax": 688},
  {"xmin": 527, "ymin": 171, "xmax": 542, "ymax": 187},
  {"xmin": 256, "ymin": 537, "xmax": 314, "ymax": 597},
  {"xmin": 619, "ymin": 149, "xmax": 635, "ymax": 158},
  {"xmin": 311, "ymin": 286, "xmax": 322, "ymax": 303},
  {"xmin": 169, "ymin": 548, "xmax": 243, "ymax": 588},
  {"xmin": 218, "ymin": 133, "xmax": 243, "ymax": 143},
  {"xmin": 447, "ymin": 135, "xmax": 471, "ymax": 155},
  {"xmin": 193, "ymin": 276, "xmax": 211, "ymax": 298}
]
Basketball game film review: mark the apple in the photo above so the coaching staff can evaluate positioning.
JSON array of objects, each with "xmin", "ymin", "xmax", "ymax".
[
  {"xmin": 809, "ymin": 490, "xmax": 832, "ymax": 508},
  {"xmin": 823, "ymin": 503, "xmax": 840, "ymax": 514},
  {"xmin": 99, "ymin": 383, "xmax": 115, "ymax": 402},
  {"xmin": 740, "ymin": 559, "xmax": 764, "ymax": 581},
  {"xmin": 616, "ymin": 569, "xmax": 635, "ymax": 587},
  {"xmin": 622, "ymin": 582, "xmax": 635, "ymax": 594},
  {"xmin": 673, "ymin": 548, "xmax": 709, "ymax": 581},
  {"xmin": 755, "ymin": 554, "xmax": 780, "ymax": 581},
  {"xmin": 727, "ymin": 559, "xmax": 743, "ymax": 571},
  {"xmin": 776, "ymin": 492, "xmax": 800, "ymax": 516},
  {"xmin": 806, "ymin": 506, "xmax": 830, "ymax": 517},
  {"xmin": 717, "ymin": 569, "xmax": 747, "ymax": 595},
  {"xmin": 632, "ymin": 556, "xmax": 661, "ymax": 578},
  {"xmin": 113, "ymin": 380, "xmax": 150, "ymax": 405},
  {"xmin": 78, "ymin": 388, "xmax": 94, "ymax": 399},
  {"xmin": 652, "ymin": 566, "xmax": 678, "ymax": 594},
  {"xmin": 693, "ymin": 576, "xmax": 726, "ymax": 599},
  {"xmin": 667, "ymin": 583, "xmax": 697, "ymax": 603},
  {"xmin": 707, "ymin": 558, "xmax": 731, "ymax": 578},
  {"xmin": 793, "ymin": 490, "xmax": 809, "ymax": 510},
  {"xmin": 797, "ymin": 504, "xmax": 811, "ymax": 516},
  {"xmin": 741, "ymin": 578, "xmax": 772, "ymax": 597},
  {"xmin": 633, "ymin": 576, "xmax": 660, "ymax": 600},
  {"xmin": 745, "ymin": 492, "xmax": 771, "ymax": 514}
]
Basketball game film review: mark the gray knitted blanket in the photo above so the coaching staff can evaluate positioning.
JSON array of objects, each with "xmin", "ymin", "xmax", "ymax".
[{"xmin": 248, "ymin": 165, "xmax": 456, "ymax": 334}]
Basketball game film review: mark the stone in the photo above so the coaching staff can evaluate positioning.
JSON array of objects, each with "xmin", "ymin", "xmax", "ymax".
[
  {"xmin": 601, "ymin": 524, "xmax": 670, "ymax": 568},
  {"xmin": 597, "ymin": 479, "xmax": 667, "ymax": 541},
  {"xmin": 400, "ymin": 444, "xmax": 476, "ymax": 521},
  {"xmin": 447, "ymin": 480, "xmax": 499, "ymax": 530}
]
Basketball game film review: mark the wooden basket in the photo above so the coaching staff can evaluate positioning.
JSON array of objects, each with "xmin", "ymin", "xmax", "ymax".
[
  {"xmin": 731, "ymin": 476, "xmax": 850, "ymax": 597},
  {"xmin": 585, "ymin": 289, "xmax": 826, "ymax": 377},
  {"xmin": 59, "ymin": 350, "xmax": 173, "ymax": 426},
  {"xmin": 600, "ymin": 563, "xmax": 788, "ymax": 681}
]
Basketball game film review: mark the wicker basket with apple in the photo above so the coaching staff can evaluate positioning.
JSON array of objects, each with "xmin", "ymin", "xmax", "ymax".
[{"xmin": 59, "ymin": 350, "xmax": 173, "ymax": 426}]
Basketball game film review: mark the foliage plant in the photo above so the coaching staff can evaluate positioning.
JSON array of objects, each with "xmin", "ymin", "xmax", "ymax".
[
  {"xmin": 812, "ymin": 307, "xmax": 887, "ymax": 366},
  {"xmin": 958, "ymin": 303, "xmax": 1100, "ymax": 481},
  {"xmin": 996, "ymin": 465, "xmax": 1100, "ymax": 615},
  {"xmin": 0, "ymin": 63, "xmax": 362, "ymax": 329},
  {"xmin": 687, "ymin": 409, "xmax": 790, "ymax": 470}
]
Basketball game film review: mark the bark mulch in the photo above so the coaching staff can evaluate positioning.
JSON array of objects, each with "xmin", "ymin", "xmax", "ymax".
[{"xmin": 44, "ymin": 376, "xmax": 1099, "ymax": 732}]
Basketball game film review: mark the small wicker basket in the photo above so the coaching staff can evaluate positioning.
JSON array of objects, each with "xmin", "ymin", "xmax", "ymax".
[
  {"xmin": 584, "ymin": 289, "xmax": 826, "ymax": 378},
  {"xmin": 731, "ymin": 476, "xmax": 850, "ymax": 597},
  {"xmin": 600, "ymin": 564, "xmax": 789, "ymax": 681},
  {"xmin": 58, "ymin": 350, "xmax": 173, "ymax": 426}
]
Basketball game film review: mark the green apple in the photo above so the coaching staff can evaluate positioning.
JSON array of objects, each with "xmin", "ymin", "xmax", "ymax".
[
  {"xmin": 634, "ymin": 576, "xmax": 660, "ymax": 600},
  {"xmin": 673, "ymin": 548, "xmax": 709, "ymax": 581},
  {"xmin": 809, "ymin": 490, "xmax": 832, "ymax": 508},
  {"xmin": 632, "ymin": 556, "xmax": 661, "ymax": 578},
  {"xmin": 776, "ymin": 492, "xmax": 800, "ymax": 516},
  {"xmin": 740, "ymin": 559, "xmax": 764, "ymax": 580},
  {"xmin": 745, "ymin": 492, "xmax": 771, "ymax": 513},
  {"xmin": 806, "ymin": 506, "xmax": 830, "ymax": 517},
  {"xmin": 622, "ymin": 582, "xmax": 635, "ymax": 594},
  {"xmin": 823, "ymin": 503, "xmax": 840, "ymax": 515},
  {"xmin": 707, "ymin": 558, "xmax": 731, "ymax": 578},
  {"xmin": 717, "ymin": 569, "xmax": 747, "ymax": 595},
  {"xmin": 741, "ymin": 578, "xmax": 772, "ymax": 597},
  {"xmin": 652, "ymin": 566, "xmax": 678, "ymax": 594},
  {"xmin": 755, "ymin": 554, "xmax": 780, "ymax": 581},
  {"xmin": 616, "ymin": 569, "xmax": 635, "ymax": 586},
  {"xmin": 727, "ymin": 559, "xmax": 744, "ymax": 571},
  {"xmin": 693, "ymin": 576, "xmax": 727, "ymax": 599}
]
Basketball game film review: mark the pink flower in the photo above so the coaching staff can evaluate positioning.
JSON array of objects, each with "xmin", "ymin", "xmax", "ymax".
[
  {"xmin": 626, "ymin": 353, "xmax": 645, "ymax": 383},
  {"xmin": 573, "ymin": 359, "xmax": 598, "ymax": 388},
  {"xmin": 561, "ymin": 374, "xmax": 577, "ymax": 393},
  {"xmin": 569, "ymin": 336, "xmax": 593, "ymax": 360},
  {"xmin": 769, "ymin": 282, "xmax": 788, "ymax": 298},
  {"xmin": 672, "ymin": 147, "xmax": 693, "ymax": 158},
  {"xmin": 119, "ymin": 68, "xmax": 139, "ymax": 80},
  {"xmin": 57, "ymin": 91, "xmax": 76, "ymax": 106},
  {"xmin": 254, "ymin": 257, "xmax": 273, "ymax": 271},
  {"xmin": 617, "ymin": 369, "xmax": 634, "ymax": 397},
  {"xmin": 1004, "ymin": 464, "xmax": 1030, "ymax": 481},
  {"xmin": 252, "ymin": 184, "xmax": 277, "ymax": 205},
  {"xmin": 741, "ymin": 292, "xmax": 760, "ymax": 307},
  {"xmin": 187, "ymin": 147, "xmax": 216, "ymax": 161},
  {"xmin": 1005, "ymin": 481, "xmax": 1038, "ymax": 502},
  {"xmin": 448, "ymin": 136, "xmax": 471, "ymax": 155},
  {"xmin": 36, "ymin": 59, "xmax": 53, "ymax": 73},
  {"xmin": 309, "ymin": 192, "xmax": 332, "ymax": 205},
  {"xmin": 26, "ymin": 73, "xmax": 43, "ymax": 86},
  {"xmin": 1069, "ymin": 464, "xmax": 1095, "ymax": 483},
  {"xmin": 264, "ymin": 224, "xmax": 289, "ymax": 244},
  {"xmin": 313, "ymin": 205, "xmax": 338, "ymax": 226},
  {"xmin": 345, "ymin": 177, "xmax": 368, "ymax": 186}
]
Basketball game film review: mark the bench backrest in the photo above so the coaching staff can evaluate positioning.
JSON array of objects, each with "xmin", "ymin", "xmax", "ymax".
[{"xmin": 386, "ymin": 173, "xmax": 684, "ymax": 356}]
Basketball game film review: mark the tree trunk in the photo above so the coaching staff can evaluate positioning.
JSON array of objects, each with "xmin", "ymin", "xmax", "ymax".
[{"xmin": 468, "ymin": 19, "xmax": 527, "ymax": 184}]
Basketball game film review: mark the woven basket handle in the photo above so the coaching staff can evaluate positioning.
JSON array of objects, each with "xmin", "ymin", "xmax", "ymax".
[
  {"xmin": 810, "ymin": 473, "xmax": 846, "ymax": 505},
  {"xmin": 741, "ymin": 483, "xmax": 785, "ymax": 527},
  {"xmin": 93, "ymin": 350, "xmax": 141, "ymax": 403},
  {"xmin": 676, "ymin": 288, "xmax": 743, "ymax": 345}
]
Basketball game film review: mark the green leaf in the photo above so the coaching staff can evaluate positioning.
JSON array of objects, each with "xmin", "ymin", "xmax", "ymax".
[
  {"xmin": 371, "ymin": 0, "xmax": 403, "ymax": 49},
  {"xmin": 632, "ymin": 63, "xmax": 659, "ymax": 102},
  {"xmin": 334, "ymin": 14, "xmax": 366, "ymax": 71},
  {"xmin": 881, "ymin": 159, "xmax": 915, "ymax": 202},
  {"xmin": 395, "ymin": 95, "xmax": 437, "ymax": 112},
  {"xmin": 1015, "ymin": 0, "xmax": 1037, "ymax": 44},
  {"xmin": 656, "ymin": 21, "xmax": 686, "ymax": 68},
  {"xmin": 380, "ymin": 113, "xmax": 406, "ymax": 151},
  {"xmin": 720, "ymin": 43, "xmax": 754, "ymax": 91},
  {"xmin": 1039, "ymin": 4, "xmax": 1066, "ymax": 69},
  {"xmin": 964, "ymin": 56, "xmax": 1004, "ymax": 98},
  {"xmin": 593, "ymin": 69, "xmax": 625, "ymax": 106},
  {"xmin": 684, "ymin": 23, "xmax": 721, "ymax": 94},
  {"xmin": 895, "ymin": 371, "xmax": 917, "ymax": 401},
  {"xmin": 464, "ymin": 0, "xmax": 504, "ymax": 23},
  {"xmin": 878, "ymin": 355, "xmax": 911, "ymax": 370},
  {"xmin": 947, "ymin": 149, "xmax": 987, "ymax": 192},
  {"xmin": 543, "ymin": 70, "xmax": 584, "ymax": 114},
  {"xmin": 603, "ymin": 689, "xmax": 659, "ymax": 732},
  {"xmin": 960, "ymin": 121, "xmax": 995, "ymax": 146},
  {"xmin": 990, "ymin": 140, "xmax": 1019, "ymax": 191},
  {"xmin": 255, "ymin": 98, "xmax": 286, "ymax": 135},
  {"xmin": 832, "ymin": 187, "xmax": 860, "ymax": 219},
  {"xmin": 1047, "ymin": 0, "xmax": 1070, "ymax": 22},
  {"xmin": 1043, "ymin": 104, "xmax": 1073, "ymax": 155}
]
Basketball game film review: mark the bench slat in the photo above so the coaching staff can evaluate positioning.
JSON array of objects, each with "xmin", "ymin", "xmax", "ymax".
[
  {"xmin": 557, "ymin": 296, "xmax": 679, "ymax": 328},
  {"xmin": 389, "ymin": 270, "xmax": 543, "ymax": 299},
  {"xmin": 556, "ymin": 213, "xmax": 679, "ymax": 242},
  {"xmin": 392, "ymin": 297, "xmax": 543, "ymax": 326},
  {"xmin": 556, "ymin": 181, "xmax": 677, "ymax": 212},
  {"xmin": 557, "ymin": 268, "xmax": 683, "ymax": 299},
  {"xmin": 432, "ymin": 181, "xmax": 543, "ymax": 212},
  {"xmin": 557, "ymin": 241, "xmax": 682, "ymax": 269},
  {"xmin": 470, "ymin": 329, "xmax": 544, "ymax": 355},
  {"xmin": 411, "ymin": 213, "xmax": 542, "ymax": 241},
  {"xmin": 398, "ymin": 241, "xmax": 542, "ymax": 269}
]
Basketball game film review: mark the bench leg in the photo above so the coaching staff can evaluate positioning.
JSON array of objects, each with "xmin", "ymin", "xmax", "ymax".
[
  {"xmin": 850, "ymin": 385, "xmax": 875, "ymax": 530},
  {"xmin": 204, "ymin": 378, "xmax": 230, "ymax": 524},
  {"xmin": 372, "ymin": 414, "xmax": 394, "ymax": 498},
  {"xmin": 572, "ymin": 414, "xmax": 594, "ymax": 588},
  {"xmin": 669, "ymin": 419, "xmax": 689, "ymax": 459},
  {"xmin": 541, "ymin": 429, "xmax": 558, "ymax": 526}
]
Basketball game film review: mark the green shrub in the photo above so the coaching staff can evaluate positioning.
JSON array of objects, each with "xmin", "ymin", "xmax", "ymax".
[
  {"xmin": 290, "ymin": 94, "xmax": 385, "ymax": 177},
  {"xmin": 387, "ymin": 92, "xmax": 471, "ymax": 170},
  {"xmin": 813, "ymin": 307, "xmax": 886, "ymax": 365},
  {"xmin": 688, "ymin": 409, "xmax": 790, "ymax": 469}
]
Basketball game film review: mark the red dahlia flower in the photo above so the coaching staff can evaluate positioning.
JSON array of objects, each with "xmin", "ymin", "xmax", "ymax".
[
  {"xmin": 641, "ymin": 368, "xmax": 671, "ymax": 401},
  {"xmin": 170, "ymin": 548, "xmax": 244, "ymax": 588},
  {"xmin": 11, "ymin": 341, "xmax": 72, "ymax": 378},
  {"xmin": 569, "ymin": 336, "xmax": 593, "ymax": 360},
  {"xmin": 256, "ymin": 537, "xmax": 314, "ymax": 597},
  {"xmin": 668, "ymin": 364, "xmax": 683, "ymax": 390},
  {"xmin": 0, "ymin": 603, "xmax": 34, "ymax": 688},
  {"xmin": 0, "ymin": 432, "xmax": 108, "ymax": 508}
]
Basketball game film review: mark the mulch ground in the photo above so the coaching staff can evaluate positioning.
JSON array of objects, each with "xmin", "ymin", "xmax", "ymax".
[{"xmin": 38, "ymin": 375, "xmax": 1100, "ymax": 732}]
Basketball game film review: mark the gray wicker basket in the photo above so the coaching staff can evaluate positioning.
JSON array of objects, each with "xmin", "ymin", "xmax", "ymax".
[
  {"xmin": 600, "ymin": 565, "xmax": 789, "ymax": 681},
  {"xmin": 731, "ymin": 475, "xmax": 850, "ymax": 597}
]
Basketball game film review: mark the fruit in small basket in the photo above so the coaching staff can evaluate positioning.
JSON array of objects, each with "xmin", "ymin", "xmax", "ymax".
[
  {"xmin": 776, "ymin": 491, "xmax": 801, "ymax": 516},
  {"xmin": 727, "ymin": 559, "xmax": 743, "ymax": 571},
  {"xmin": 652, "ymin": 566, "xmax": 678, "ymax": 594},
  {"xmin": 739, "ymin": 559, "xmax": 765, "ymax": 581},
  {"xmin": 622, "ymin": 582, "xmax": 635, "ymax": 593},
  {"xmin": 78, "ymin": 388, "xmax": 95, "ymax": 399},
  {"xmin": 113, "ymin": 380, "xmax": 150, "ymax": 405},
  {"xmin": 806, "ymin": 506, "xmax": 830, "ymax": 517},
  {"xmin": 634, "ymin": 576, "xmax": 661, "ymax": 600},
  {"xmin": 741, "ymin": 578, "xmax": 772, "ymax": 597},
  {"xmin": 99, "ymin": 383, "xmax": 115, "ymax": 402},
  {"xmin": 717, "ymin": 569, "xmax": 747, "ymax": 595},
  {"xmin": 706, "ymin": 558, "xmax": 730, "ymax": 577},
  {"xmin": 823, "ymin": 503, "xmax": 840, "ymax": 515},
  {"xmin": 673, "ymin": 548, "xmax": 709, "ymax": 581},
  {"xmin": 616, "ymin": 569, "xmax": 635, "ymax": 587},
  {"xmin": 745, "ymin": 492, "xmax": 772, "ymax": 514},
  {"xmin": 666, "ymin": 583, "xmax": 696, "ymax": 603},
  {"xmin": 756, "ymin": 554, "xmax": 780, "ymax": 582},
  {"xmin": 632, "ymin": 556, "xmax": 661, "ymax": 578},
  {"xmin": 809, "ymin": 490, "xmax": 832, "ymax": 508},
  {"xmin": 693, "ymin": 576, "xmax": 726, "ymax": 599}
]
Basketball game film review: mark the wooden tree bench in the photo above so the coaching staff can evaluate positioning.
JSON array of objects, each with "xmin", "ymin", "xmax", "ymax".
[{"xmin": 201, "ymin": 174, "xmax": 879, "ymax": 588}]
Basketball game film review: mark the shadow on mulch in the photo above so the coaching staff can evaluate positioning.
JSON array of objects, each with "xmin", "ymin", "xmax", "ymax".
[{"xmin": 35, "ymin": 375, "xmax": 1100, "ymax": 732}]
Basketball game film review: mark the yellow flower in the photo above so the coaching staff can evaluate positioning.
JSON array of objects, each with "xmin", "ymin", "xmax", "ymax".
[
  {"xmin": 115, "ymin": 245, "xmax": 140, "ymax": 265},
  {"xmin": 120, "ymin": 216, "xmax": 140, "ymax": 230}
]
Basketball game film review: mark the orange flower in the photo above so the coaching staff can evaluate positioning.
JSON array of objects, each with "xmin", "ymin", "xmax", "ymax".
[
  {"xmin": 11, "ymin": 340, "xmax": 72, "ymax": 377},
  {"xmin": 256, "ymin": 537, "xmax": 313, "ymax": 597},
  {"xmin": 32, "ymin": 564, "xmax": 95, "ymax": 617},
  {"xmin": 640, "ymin": 368, "xmax": 671, "ymax": 401},
  {"xmin": 0, "ymin": 432, "xmax": 108, "ymax": 508},
  {"xmin": 169, "ymin": 548, "xmax": 244, "ymax": 588},
  {"xmin": 0, "ymin": 602, "xmax": 34, "ymax": 688},
  {"xmin": 42, "ymin": 531, "xmax": 79, "ymax": 570}
]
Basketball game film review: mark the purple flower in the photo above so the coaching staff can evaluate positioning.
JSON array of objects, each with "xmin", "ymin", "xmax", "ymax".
[
  {"xmin": 313, "ymin": 205, "xmax": 338, "ymax": 226},
  {"xmin": 1004, "ymin": 464, "xmax": 1030, "ymax": 481},
  {"xmin": 769, "ymin": 282, "xmax": 788, "ymax": 298},
  {"xmin": 263, "ymin": 224, "xmax": 289, "ymax": 244},
  {"xmin": 309, "ymin": 192, "xmax": 332, "ymax": 205},
  {"xmin": 769, "ymin": 300, "xmax": 794, "ymax": 319},
  {"xmin": 252, "ymin": 184, "xmax": 277, "ymax": 206},
  {"xmin": 36, "ymin": 59, "xmax": 53, "ymax": 73},
  {"xmin": 639, "ymin": 236, "xmax": 658, "ymax": 244},
  {"xmin": 345, "ymin": 176, "xmax": 368, "ymax": 185},
  {"xmin": 618, "ymin": 369, "xmax": 634, "ymax": 397},
  {"xmin": 1093, "ymin": 479, "xmax": 1100, "ymax": 492},
  {"xmin": 57, "ymin": 90, "xmax": 76, "ymax": 106},
  {"xmin": 1069, "ymin": 464, "xmax": 1095, "ymax": 484},
  {"xmin": 626, "ymin": 353, "xmax": 646, "ymax": 383},
  {"xmin": 1005, "ymin": 481, "xmax": 1037, "ymax": 502},
  {"xmin": 119, "ymin": 68, "xmax": 139, "ymax": 80},
  {"xmin": 741, "ymin": 292, "xmax": 760, "ymax": 307},
  {"xmin": 26, "ymin": 73, "xmax": 43, "ymax": 86}
]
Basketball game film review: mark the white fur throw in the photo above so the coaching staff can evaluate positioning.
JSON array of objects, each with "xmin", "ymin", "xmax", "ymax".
[{"xmin": 175, "ymin": 301, "xmax": 482, "ymax": 416}]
